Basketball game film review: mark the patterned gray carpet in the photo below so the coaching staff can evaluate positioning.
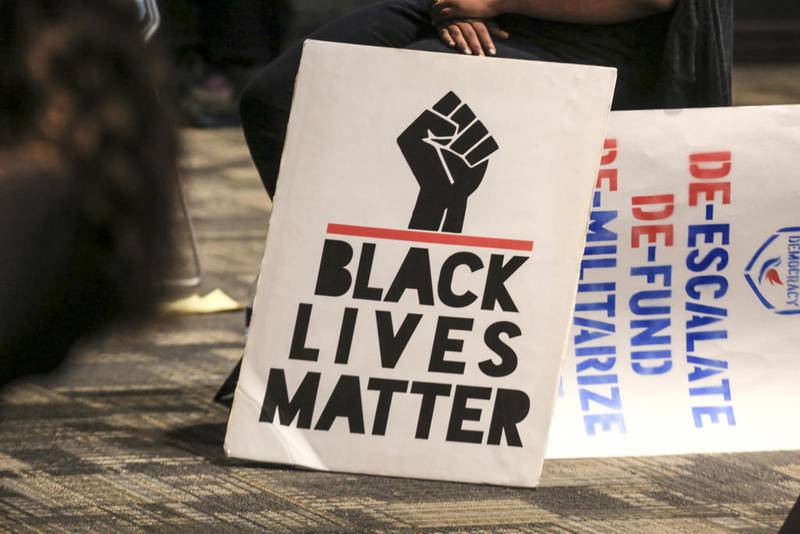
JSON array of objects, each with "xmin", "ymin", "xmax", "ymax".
[{"xmin": 1, "ymin": 128, "xmax": 798, "ymax": 532}]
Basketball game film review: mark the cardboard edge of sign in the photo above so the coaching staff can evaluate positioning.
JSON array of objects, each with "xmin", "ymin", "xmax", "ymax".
[
  {"xmin": 223, "ymin": 383, "xmax": 543, "ymax": 488},
  {"xmin": 223, "ymin": 38, "xmax": 621, "ymax": 488}
]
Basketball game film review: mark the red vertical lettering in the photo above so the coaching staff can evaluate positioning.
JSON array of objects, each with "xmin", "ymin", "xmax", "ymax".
[
  {"xmin": 632, "ymin": 194, "xmax": 675, "ymax": 221},
  {"xmin": 689, "ymin": 152, "xmax": 731, "ymax": 180}
]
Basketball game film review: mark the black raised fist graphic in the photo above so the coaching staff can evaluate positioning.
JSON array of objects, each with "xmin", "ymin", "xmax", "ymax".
[{"xmin": 397, "ymin": 91, "xmax": 499, "ymax": 233}]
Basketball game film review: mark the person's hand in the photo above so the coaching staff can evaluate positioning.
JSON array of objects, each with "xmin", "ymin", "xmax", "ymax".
[
  {"xmin": 437, "ymin": 19, "xmax": 509, "ymax": 56},
  {"xmin": 431, "ymin": 0, "xmax": 502, "ymax": 25}
]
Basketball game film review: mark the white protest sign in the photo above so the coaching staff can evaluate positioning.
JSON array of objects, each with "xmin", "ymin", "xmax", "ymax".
[
  {"xmin": 547, "ymin": 105, "xmax": 800, "ymax": 459},
  {"xmin": 225, "ymin": 40, "xmax": 616, "ymax": 486}
]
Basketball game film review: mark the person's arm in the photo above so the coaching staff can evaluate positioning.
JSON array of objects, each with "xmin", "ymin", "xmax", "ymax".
[{"xmin": 431, "ymin": 0, "xmax": 677, "ymax": 25}]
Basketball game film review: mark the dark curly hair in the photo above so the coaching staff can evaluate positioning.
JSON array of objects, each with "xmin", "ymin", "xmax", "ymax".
[{"xmin": 0, "ymin": 0, "xmax": 179, "ymax": 384}]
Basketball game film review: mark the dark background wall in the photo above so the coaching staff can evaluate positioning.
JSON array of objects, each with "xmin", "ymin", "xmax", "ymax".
[{"xmin": 735, "ymin": 0, "xmax": 800, "ymax": 62}]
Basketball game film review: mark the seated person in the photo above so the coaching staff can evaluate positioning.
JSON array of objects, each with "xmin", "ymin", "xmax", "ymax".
[
  {"xmin": 0, "ymin": 0, "xmax": 177, "ymax": 386},
  {"xmin": 239, "ymin": 0, "xmax": 733, "ymax": 198}
]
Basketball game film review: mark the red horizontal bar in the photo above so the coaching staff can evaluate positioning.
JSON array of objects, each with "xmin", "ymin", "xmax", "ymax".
[{"xmin": 326, "ymin": 223, "xmax": 533, "ymax": 252}]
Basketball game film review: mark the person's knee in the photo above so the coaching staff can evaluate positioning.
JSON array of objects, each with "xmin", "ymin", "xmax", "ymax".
[
  {"xmin": 239, "ymin": 75, "xmax": 287, "ymax": 197},
  {"xmin": 240, "ymin": 47, "xmax": 299, "ymax": 114},
  {"xmin": 240, "ymin": 71, "xmax": 275, "ymax": 125},
  {"xmin": 239, "ymin": 69, "xmax": 291, "ymax": 151},
  {"xmin": 239, "ymin": 84, "xmax": 261, "ymax": 133}
]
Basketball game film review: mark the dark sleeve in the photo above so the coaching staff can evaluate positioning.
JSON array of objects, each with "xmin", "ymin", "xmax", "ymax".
[{"xmin": 659, "ymin": 0, "xmax": 734, "ymax": 108}]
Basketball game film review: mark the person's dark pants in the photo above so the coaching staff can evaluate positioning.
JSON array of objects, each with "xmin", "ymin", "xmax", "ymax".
[{"xmin": 240, "ymin": 0, "xmax": 634, "ymax": 198}]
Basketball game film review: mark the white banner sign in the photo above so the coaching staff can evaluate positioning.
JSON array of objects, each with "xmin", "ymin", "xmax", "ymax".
[
  {"xmin": 225, "ymin": 40, "xmax": 616, "ymax": 486},
  {"xmin": 547, "ymin": 105, "xmax": 800, "ymax": 458}
]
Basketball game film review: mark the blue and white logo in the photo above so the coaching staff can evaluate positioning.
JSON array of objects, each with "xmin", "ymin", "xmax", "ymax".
[{"xmin": 744, "ymin": 227, "xmax": 800, "ymax": 315}]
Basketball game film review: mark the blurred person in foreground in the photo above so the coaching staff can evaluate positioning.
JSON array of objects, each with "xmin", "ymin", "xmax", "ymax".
[
  {"xmin": 240, "ymin": 0, "xmax": 733, "ymax": 198},
  {"xmin": 0, "ymin": 0, "xmax": 178, "ymax": 386}
]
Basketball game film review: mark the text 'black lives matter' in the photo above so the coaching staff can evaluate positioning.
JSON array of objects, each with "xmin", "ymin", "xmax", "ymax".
[{"xmin": 258, "ymin": 92, "xmax": 537, "ymax": 448}]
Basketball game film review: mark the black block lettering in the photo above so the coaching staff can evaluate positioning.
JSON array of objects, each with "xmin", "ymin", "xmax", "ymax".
[
  {"xmin": 446, "ymin": 385, "xmax": 491, "ymax": 444},
  {"xmin": 481, "ymin": 255, "xmax": 529, "ymax": 312},
  {"xmin": 376, "ymin": 311, "xmax": 422, "ymax": 369},
  {"xmin": 334, "ymin": 307, "xmax": 358, "ymax": 364},
  {"xmin": 487, "ymin": 388, "xmax": 530, "ymax": 447},
  {"xmin": 438, "ymin": 252, "xmax": 482, "ymax": 308},
  {"xmin": 410, "ymin": 381, "xmax": 452, "ymax": 439},
  {"xmin": 479, "ymin": 321, "xmax": 521, "ymax": 377},
  {"xmin": 259, "ymin": 369, "xmax": 320, "ymax": 428},
  {"xmin": 354, "ymin": 243, "xmax": 383, "ymax": 301},
  {"xmin": 315, "ymin": 239, "xmax": 353, "ymax": 297},
  {"xmin": 289, "ymin": 303, "xmax": 319, "ymax": 361},
  {"xmin": 428, "ymin": 316, "xmax": 473, "ymax": 374},
  {"xmin": 314, "ymin": 375, "xmax": 365, "ymax": 433},
  {"xmin": 367, "ymin": 378, "xmax": 409, "ymax": 435},
  {"xmin": 385, "ymin": 247, "xmax": 434, "ymax": 305}
]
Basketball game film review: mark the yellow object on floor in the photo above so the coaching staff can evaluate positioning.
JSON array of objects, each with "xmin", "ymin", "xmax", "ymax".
[{"xmin": 162, "ymin": 288, "xmax": 244, "ymax": 315}]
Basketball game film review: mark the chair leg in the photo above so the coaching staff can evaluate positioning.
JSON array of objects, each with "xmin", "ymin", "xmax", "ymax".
[
  {"xmin": 163, "ymin": 168, "xmax": 203, "ymax": 288},
  {"xmin": 140, "ymin": 0, "xmax": 203, "ymax": 289}
]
